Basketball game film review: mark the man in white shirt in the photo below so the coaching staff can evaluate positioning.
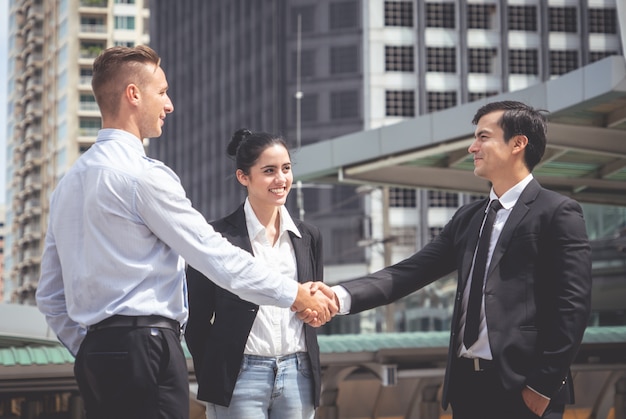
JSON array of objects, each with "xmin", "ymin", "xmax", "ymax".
[{"xmin": 35, "ymin": 45, "xmax": 336, "ymax": 419}]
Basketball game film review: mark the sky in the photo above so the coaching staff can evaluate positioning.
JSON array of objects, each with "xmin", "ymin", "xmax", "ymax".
[{"xmin": 0, "ymin": 1, "xmax": 8, "ymax": 206}]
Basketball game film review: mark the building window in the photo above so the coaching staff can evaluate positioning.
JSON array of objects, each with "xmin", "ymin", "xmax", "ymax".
[
  {"xmin": 390, "ymin": 226, "xmax": 417, "ymax": 248},
  {"xmin": 79, "ymin": 118, "xmax": 101, "ymax": 136},
  {"xmin": 292, "ymin": 49, "xmax": 316, "ymax": 78},
  {"xmin": 292, "ymin": 93, "xmax": 318, "ymax": 124},
  {"xmin": 386, "ymin": 90, "xmax": 415, "ymax": 117},
  {"xmin": 468, "ymin": 48, "xmax": 497, "ymax": 73},
  {"xmin": 390, "ymin": 187, "xmax": 416, "ymax": 207},
  {"xmin": 469, "ymin": 91, "xmax": 499, "ymax": 102},
  {"xmin": 428, "ymin": 190, "xmax": 458, "ymax": 207},
  {"xmin": 114, "ymin": 0, "xmax": 136, "ymax": 3},
  {"xmin": 509, "ymin": 49, "xmax": 538, "ymax": 75},
  {"xmin": 549, "ymin": 7, "xmax": 577, "ymax": 33},
  {"xmin": 468, "ymin": 4, "xmax": 496, "ymax": 29},
  {"xmin": 426, "ymin": 2, "xmax": 455, "ymax": 28},
  {"xmin": 301, "ymin": 94, "xmax": 318, "ymax": 122},
  {"xmin": 385, "ymin": 46, "xmax": 414, "ymax": 72},
  {"xmin": 427, "ymin": 91, "xmax": 457, "ymax": 112},
  {"xmin": 428, "ymin": 226, "xmax": 444, "ymax": 241},
  {"xmin": 550, "ymin": 50, "xmax": 578, "ymax": 76},
  {"xmin": 330, "ymin": 1, "xmax": 359, "ymax": 30},
  {"xmin": 427, "ymin": 47, "xmax": 456, "ymax": 73},
  {"xmin": 114, "ymin": 41, "xmax": 135, "ymax": 47},
  {"xmin": 384, "ymin": 1, "xmax": 413, "ymax": 27},
  {"xmin": 330, "ymin": 90, "xmax": 359, "ymax": 119},
  {"xmin": 330, "ymin": 45, "xmax": 359, "ymax": 74},
  {"xmin": 291, "ymin": 5, "xmax": 315, "ymax": 33},
  {"xmin": 589, "ymin": 8, "xmax": 617, "ymax": 34},
  {"xmin": 508, "ymin": 5, "xmax": 537, "ymax": 31},
  {"xmin": 590, "ymin": 50, "xmax": 618, "ymax": 63},
  {"xmin": 114, "ymin": 16, "xmax": 135, "ymax": 30}
]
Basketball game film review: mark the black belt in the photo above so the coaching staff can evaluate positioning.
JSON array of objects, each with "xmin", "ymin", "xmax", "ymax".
[
  {"xmin": 456, "ymin": 356, "xmax": 495, "ymax": 372},
  {"xmin": 87, "ymin": 315, "xmax": 181, "ymax": 338}
]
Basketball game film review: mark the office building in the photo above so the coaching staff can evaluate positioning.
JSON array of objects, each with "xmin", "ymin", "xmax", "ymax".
[
  {"xmin": 5, "ymin": 0, "xmax": 151, "ymax": 303},
  {"xmin": 0, "ymin": 205, "xmax": 5, "ymax": 302}
]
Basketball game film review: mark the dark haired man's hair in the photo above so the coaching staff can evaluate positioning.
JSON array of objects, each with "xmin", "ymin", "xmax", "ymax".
[{"xmin": 472, "ymin": 100, "xmax": 548, "ymax": 171}]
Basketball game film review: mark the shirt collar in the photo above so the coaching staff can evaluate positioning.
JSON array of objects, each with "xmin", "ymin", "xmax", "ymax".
[
  {"xmin": 243, "ymin": 198, "xmax": 302, "ymax": 241},
  {"xmin": 489, "ymin": 173, "xmax": 533, "ymax": 210},
  {"xmin": 96, "ymin": 129, "xmax": 146, "ymax": 156}
]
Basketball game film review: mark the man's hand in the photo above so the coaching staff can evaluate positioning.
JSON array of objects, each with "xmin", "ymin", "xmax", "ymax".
[
  {"xmin": 291, "ymin": 282, "xmax": 338, "ymax": 327},
  {"xmin": 521, "ymin": 386, "xmax": 550, "ymax": 417}
]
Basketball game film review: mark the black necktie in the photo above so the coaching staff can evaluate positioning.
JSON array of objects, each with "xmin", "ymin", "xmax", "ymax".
[{"xmin": 463, "ymin": 199, "xmax": 502, "ymax": 349}]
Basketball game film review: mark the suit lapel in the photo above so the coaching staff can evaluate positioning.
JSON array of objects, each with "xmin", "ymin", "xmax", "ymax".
[
  {"xmin": 223, "ymin": 205, "xmax": 254, "ymax": 254},
  {"xmin": 488, "ymin": 179, "xmax": 541, "ymax": 275},
  {"xmin": 291, "ymin": 221, "xmax": 312, "ymax": 284}
]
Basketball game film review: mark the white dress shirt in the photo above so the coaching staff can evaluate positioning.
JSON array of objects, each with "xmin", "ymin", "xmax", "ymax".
[
  {"xmin": 242, "ymin": 199, "xmax": 307, "ymax": 356},
  {"xmin": 36, "ymin": 129, "xmax": 298, "ymax": 355},
  {"xmin": 458, "ymin": 174, "xmax": 534, "ymax": 359}
]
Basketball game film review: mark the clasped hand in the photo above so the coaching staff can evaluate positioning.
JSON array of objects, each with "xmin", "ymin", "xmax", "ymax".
[{"xmin": 291, "ymin": 282, "xmax": 339, "ymax": 327}]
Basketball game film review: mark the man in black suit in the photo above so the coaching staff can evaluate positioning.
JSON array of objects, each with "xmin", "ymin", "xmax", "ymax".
[{"xmin": 310, "ymin": 101, "xmax": 592, "ymax": 418}]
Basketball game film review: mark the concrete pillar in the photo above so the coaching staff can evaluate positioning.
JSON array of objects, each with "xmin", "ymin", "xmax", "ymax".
[
  {"xmin": 316, "ymin": 389, "xmax": 339, "ymax": 419},
  {"xmin": 69, "ymin": 393, "xmax": 86, "ymax": 419},
  {"xmin": 615, "ymin": 376, "xmax": 626, "ymax": 419},
  {"xmin": 419, "ymin": 384, "xmax": 441, "ymax": 419}
]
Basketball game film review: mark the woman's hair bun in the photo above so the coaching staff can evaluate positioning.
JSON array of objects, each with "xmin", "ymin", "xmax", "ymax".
[{"xmin": 227, "ymin": 128, "xmax": 252, "ymax": 157}]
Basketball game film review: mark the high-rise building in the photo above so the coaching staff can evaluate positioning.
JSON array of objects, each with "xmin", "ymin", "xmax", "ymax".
[
  {"xmin": 0, "ymin": 205, "xmax": 6, "ymax": 302},
  {"xmin": 150, "ymin": 0, "xmax": 622, "ymax": 334},
  {"xmin": 5, "ymin": 0, "xmax": 151, "ymax": 304}
]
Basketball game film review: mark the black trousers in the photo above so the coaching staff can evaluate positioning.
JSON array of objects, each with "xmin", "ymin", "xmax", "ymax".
[
  {"xmin": 74, "ymin": 325, "xmax": 189, "ymax": 419},
  {"xmin": 449, "ymin": 359, "xmax": 565, "ymax": 419}
]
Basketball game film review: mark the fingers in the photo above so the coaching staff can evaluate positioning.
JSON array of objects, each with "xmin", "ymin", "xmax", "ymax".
[{"xmin": 294, "ymin": 283, "xmax": 338, "ymax": 327}]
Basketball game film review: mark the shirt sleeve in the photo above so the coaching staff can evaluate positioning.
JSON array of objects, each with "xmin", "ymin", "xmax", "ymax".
[
  {"xmin": 135, "ymin": 164, "xmax": 298, "ymax": 308},
  {"xmin": 36, "ymin": 227, "xmax": 86, "ymax": 356},
  {"xmin": 333, "ymin": 285, "xmax": 352, "ymax": 315}
]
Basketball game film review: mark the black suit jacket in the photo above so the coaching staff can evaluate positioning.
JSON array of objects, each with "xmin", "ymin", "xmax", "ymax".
[
  {"xmin": 340, "ymin": 179, "xmax": 592, "ymax": 408},
  {"xmin": 185, "ymin": 204, "xmax": 324, "ymax": 407}
]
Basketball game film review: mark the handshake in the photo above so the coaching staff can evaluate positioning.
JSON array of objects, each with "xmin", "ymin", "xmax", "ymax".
[{"xmin": 291, "ymin": 282, "xmax": 340, "ymax": 327}]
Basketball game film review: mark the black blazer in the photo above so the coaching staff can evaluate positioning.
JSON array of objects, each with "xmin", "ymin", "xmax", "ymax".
[
  {"xmin": 340, "ymin": 179, "xmax": 592, "ymax": 408},
  {"xmin": 185, "ymin": 204, "xmax": 324, "ymax": 407}
]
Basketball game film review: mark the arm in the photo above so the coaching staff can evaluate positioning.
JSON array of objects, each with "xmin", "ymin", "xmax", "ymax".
[
  {"xmin": 525, "ymin": 198, "xmax": 592, "ymax": 399},
  {"xmin": 35, "ymin": 228, "xmax": 86, "ymax": 356},
  {"xmin": 341, "ymin": 220, "xmax": 458, "ymax": 314},
  {"xmin": 136, "ymin": 165, "xmax": 333, "ymax": 317}
]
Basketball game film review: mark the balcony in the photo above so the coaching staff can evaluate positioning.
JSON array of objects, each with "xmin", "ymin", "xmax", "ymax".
[
  {"xmin": 80, "ymin": 0, "xmax": 108, "ymax": 8},
  {"xmin": 79, "ymin": 101, "xmax": 100, "ymax": 112},
  {"xmin": 25, "ymin": 52, "xmax": 43, "ymax": 67},
  {"xmin": 26, "ymin": 5, "xmax": 43, "ymax": 22},
  {"xmin": 80, "ymin": 46, "xmax": 104, "ymax": 59},
  {"xmin": 80, "ymin": 23, "xmax": 107, "ymax": 34},
  {"xmin": 79, "ymin": 75, "xmax": 93, "ymax": 86},
  {"xmin": 25, "ymin": 102, "xmax": 42, "ymax": 118},
  {"xmin": 79, "ymin": 127, "xmax": 100, "ymax": 137}
]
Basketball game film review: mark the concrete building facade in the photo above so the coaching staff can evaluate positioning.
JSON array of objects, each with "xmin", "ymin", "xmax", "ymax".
[{"xmin": 5, "ymin": 0, "xmax": 150, "ymax": 304}]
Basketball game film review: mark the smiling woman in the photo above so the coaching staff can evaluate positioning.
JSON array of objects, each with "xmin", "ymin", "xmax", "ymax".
[{"xmin": 185, "ymin": 128, "xmax": 325, "ymax": 419}]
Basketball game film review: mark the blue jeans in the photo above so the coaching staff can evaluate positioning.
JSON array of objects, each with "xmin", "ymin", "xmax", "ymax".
[{"xmin": 206, "ymin": 353, "xmax": 315, "ymax": 419}]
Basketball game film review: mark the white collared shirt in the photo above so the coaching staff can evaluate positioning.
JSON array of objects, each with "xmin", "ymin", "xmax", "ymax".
[
  {"xmin": 242, "ymin": 199, "xmax": 307, "ymax": 356},
  {"xmin": 458, "ymin": 173, "xmax": 534, "ymax": 359},
  {"xmin": 35, "ymin": 129, "xmax": 299, "ymax": 355}
]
